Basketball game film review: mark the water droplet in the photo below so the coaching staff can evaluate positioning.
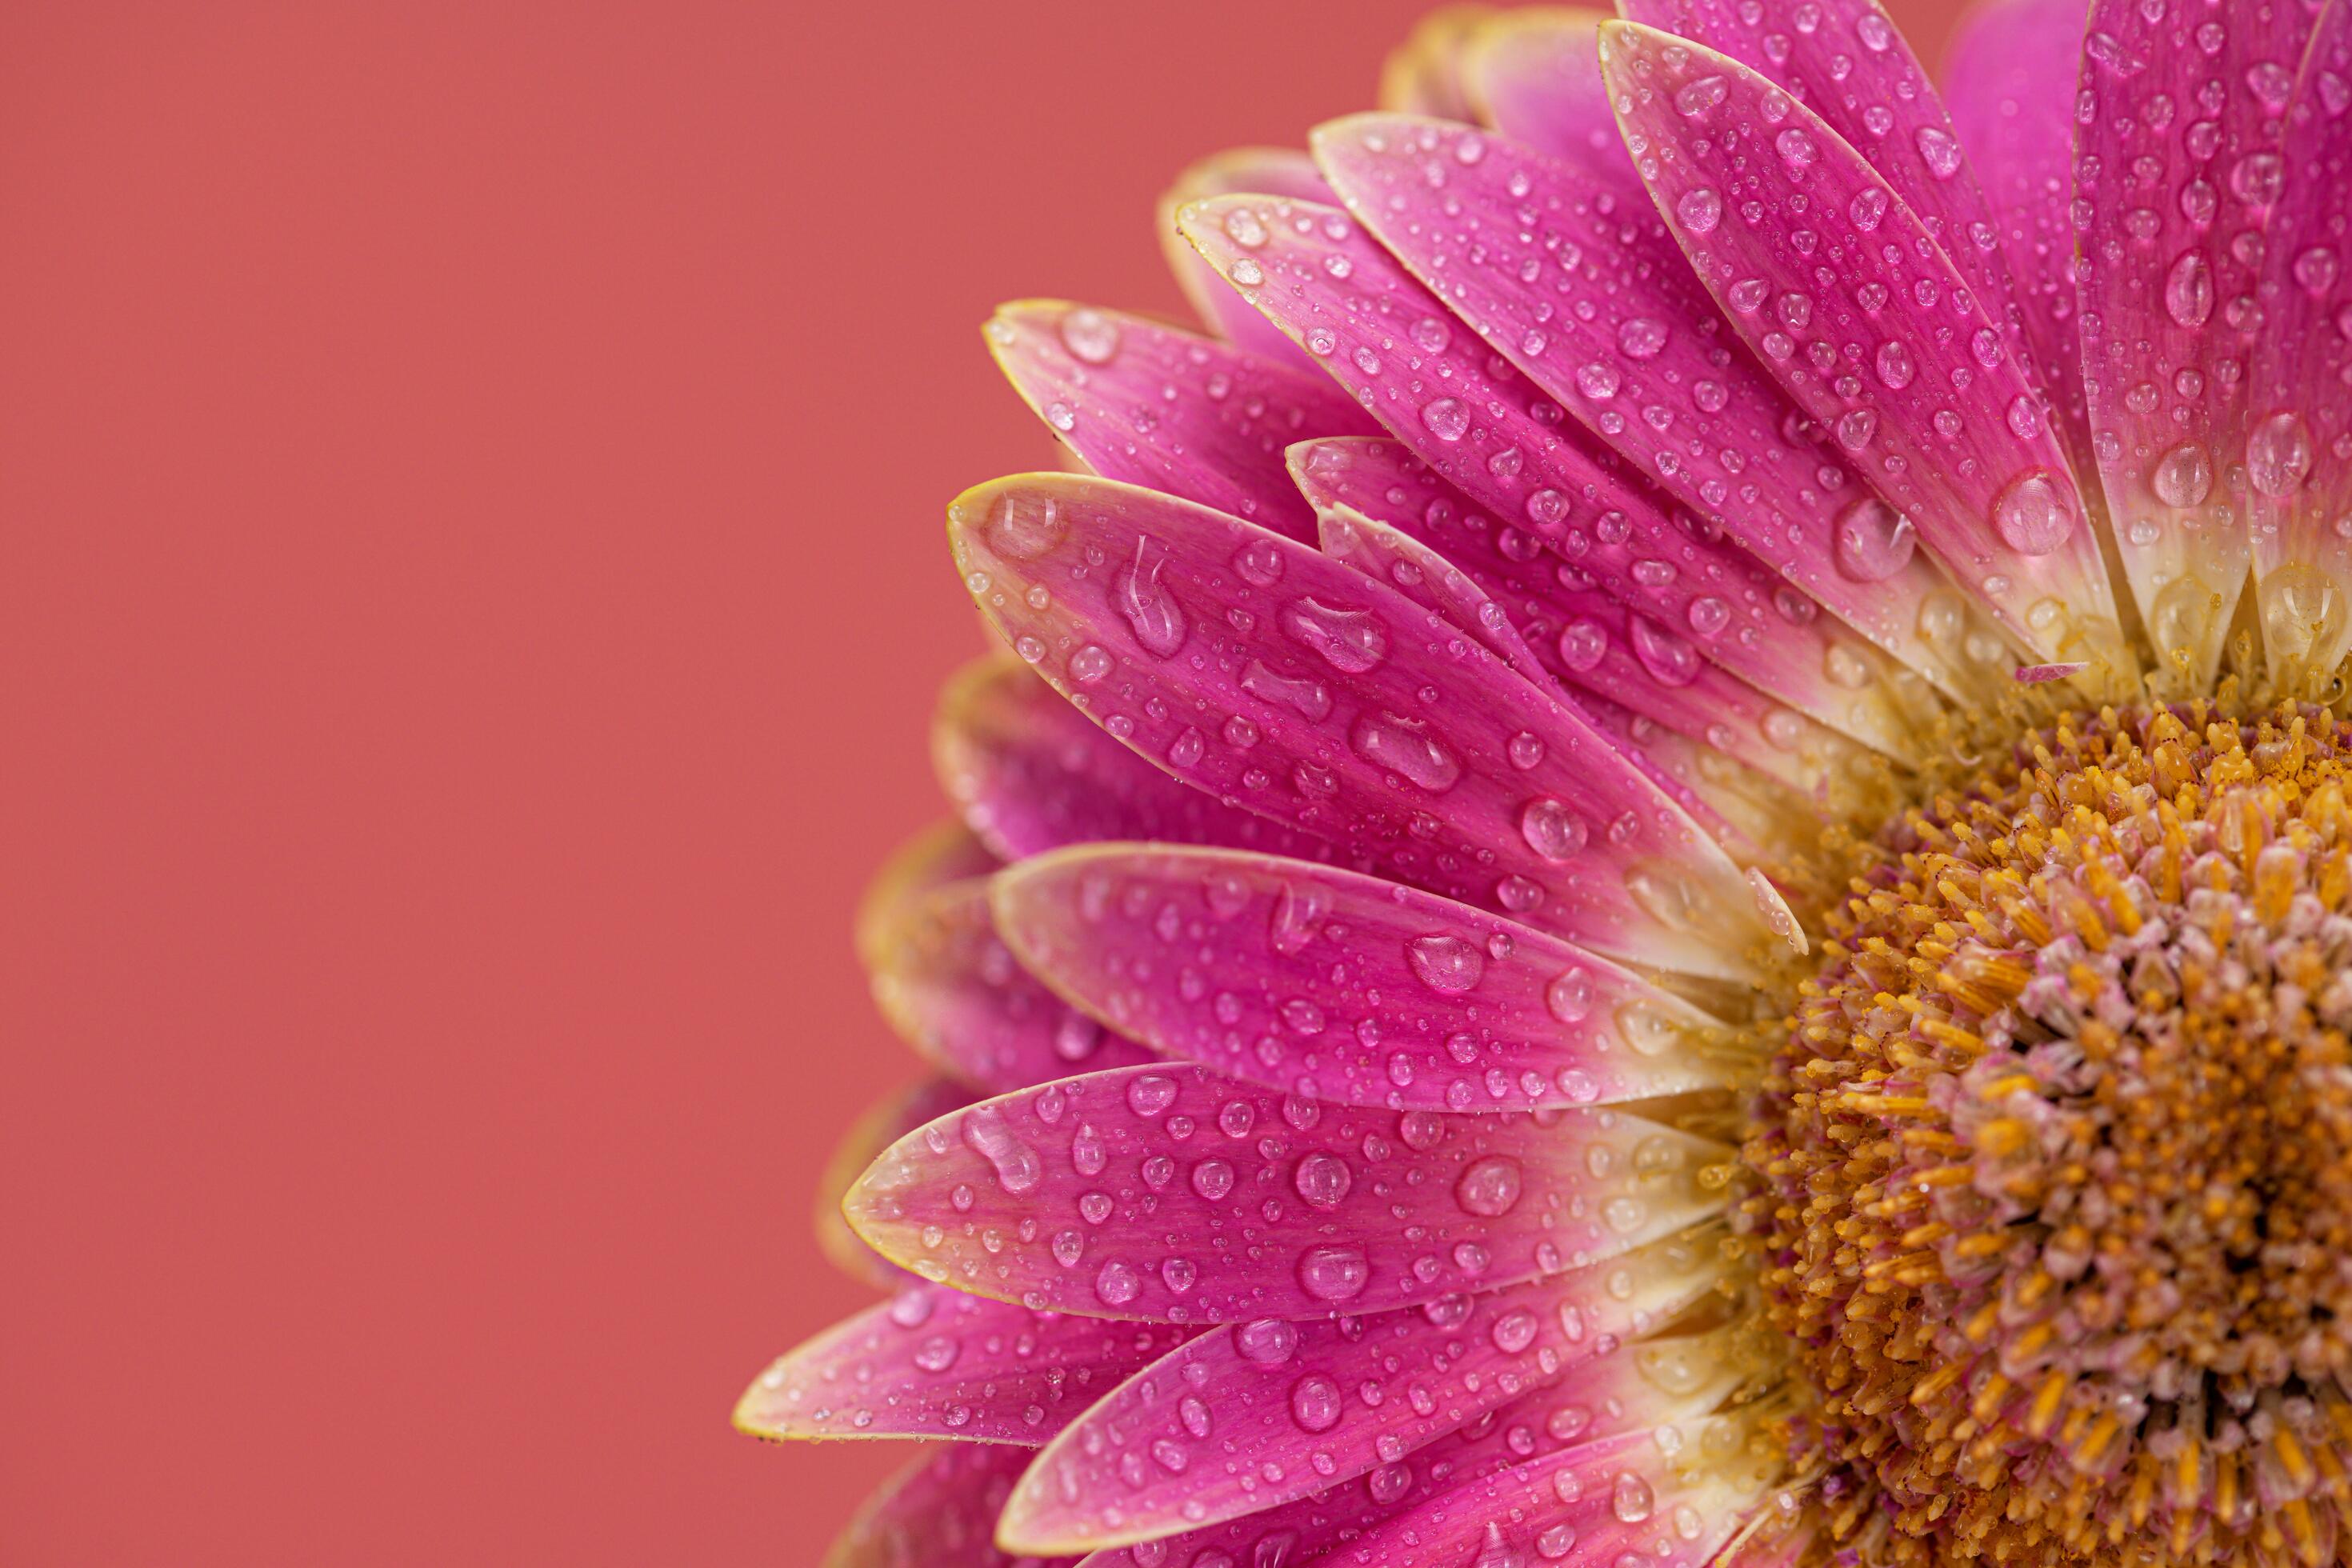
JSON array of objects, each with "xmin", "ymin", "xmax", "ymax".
[
  {"xmin": 1116, "ymin": 538, "xmax": 1186, "ymax": 655},
  {"xmin": 1095, "ymin": 1258, "xmax": 1142, "ymax": 1306},
  {"xmin": 1298, "ymin": 1245, "xmax": 1370, "ymax": 1302},
  {"xmin": 1674, "ymin": 187, "xmax": 1722, "ymax": 233},
  {"xmin": 1058, "ymin": 308, "xmax": 1121, "ymax": 365},
  {"xmin": 2164, "ymin": 250, "xmax": 2214, "ymax": 327},
  {"xmin": 1833, "ymin": 496, "xmax": 1916, "ymax": 581},
  {"xmin": 1629, "ymin": 614, "xmax": 1701, "ymax": 686},
  {"xmin": 1490, "ymin": 1309, "xmax": 1539, "ymax": 1354},
  {"xmin": 2150, "ymin": 440, "xmax": 2214, "ymax": 507},
  {"xmin": 1617, "ymin": 318, "xmax": 1668, "ymax": 360},
  {"xmin": 1290, "ymin": 1374, "xmax": 1343, "ymax": 1432},
  {"xmin": 1233, "ymin": 538, "xmax": 1284, "ymax": 587},
  {"xmin": 962, "ymin": 1105, "xmax": 1042, "ymax": 1194},
  {"xmin": 1557, "ymin": 618, "xmax": 1608, "ymax": 672},
  {"xmin": 1127, "ymin": 1075, "xmax": 1178, "ymax": 1117},
  {"xmin": 1293, "ymin": 1153, "xmax": 1353, "ymax": 1210},
  {"xmin": 1422, "ymin": 397, "xmax": 1470, "ymax": 442},
  {"xmin": 1406, "ymin": 934, "xmax": 1486, "ymax": 993},
  {"xmin": 1874, "ymin": 340, "xmax": 1914, "ymax": 390},
  {"xmin": 1674, "ymin": 75, "xmax": 1728, "ymax": 116},
  {"xmin": 2247, "ymin": 411, "xmax": 2314, "ymax": 498},
  {"xmin": 1914, "ymin": 125, "xmax": 1962, "ymax": 179},
  {"xmin": 1991, "ymin": 469, "xmax": 2077, "ymax": 554},
  {"xmin": 1283, "ymin": 598, "xmax": 1389, "ymax": 673},
  {"xmin": 1236, "ymin": 1318, "xmax": 1298, "ymax": 1364},
  {"xmin": 1455, "ymin": 1155, "xmax": 1524, "ymax": 1217},
  {"xmin": 1546, "ymin": 968, "xmax": 1595, "ymax": 1024},
  {"xmin": 1351, "ymin": 710, "xmax": 1461, "ymax": 790},
  {"xmin": 1520, "ymin": 798, "xmax": 1589, "ymax": 862},
  {"xmin": 985, "ymin": 492, "xmax": 1063, "ymax": 560},
  {"xmin": 1610, "ymin": 1470, "xmax": 1655, "ymax": 1523}
]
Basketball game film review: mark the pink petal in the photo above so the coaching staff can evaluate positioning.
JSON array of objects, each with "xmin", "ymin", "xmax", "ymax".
[
  {"xmin": 1380, "ymin": 5, "xmax": 1499, "ymax": 121},
  {"xmin": 1329, "ymin": 1418, "xmax": 1768, "ymax": 1568},
  {"xmin": 934, "ymin": 656, "xmax": 1337, "ymax": 864},
  {"xmin": 825, "ymin": 1444, "xmax": 1081, "ymax": 1568},
  {"xmin": 2247, "ymin": 3, "xmax": 2352, "ymax": 681},
  {"xmin": 1617, "ymin": 0, "xmax": 2033, "ymax": 400},
  {"xmin": 1066, "ymin": 1382, "xmax": 1647, "ymax": 1568},
  {"xmin": 866, "ymin": 870, "xmax": 1161, "ymax": 1092},
  {"xmin": 1158, "ymin": 148, "xmax": 1337, "ymax": 374},
  {"xmin": 1312, "ymin": 112, "xmax": 1990, "ymax": 700},
  {"xmin": 1602, "ymin": 22, "xmax": 2133, "ymax": 680},
  {"xmin": 949, "ymin": 473, "xmax": 1773, "ymax": 981},
  {"xmin": 997, "ymin": 1229, "xmax": 1728, "ymax": 1551},
  {"xmin": 842, "ymin": 1062, "xmax": 1732, "ymax": 1324},
  {"xmin": 1462, "ymin": 9, "xmax": 1641, "ymax": 188},
  {"xmin": 993, "ymin": 845, "xmax": 1742, "ymax": 1114},
  {"xmin": 1289, "ymin": 437, "xmax": 1872, "ymax": 805},
  {"xmin": 857, "ymin": 819, "xmax": 1001, "ymax": 973},
  {"xmin": 2073, "ymin": 0, "xmax": 2315, "ymax": 683},
  {"xmin": 736, "ymin": 1282, "xmax": 1199, "ymax": 1446},
  {"xmin": 1310, "ymin": 493, "xmax": 1785, "ymax": 863},
  {"xmin": 817, "ymin": 1078, "xmax": 981, "ymax": 1290},
  {"xmin": 986, "ymin": 302, "xmax": 1379, "ymax": 545},
  {"xmin": 1940, "ymin": 0, "xmax": 2098, "ymax": 479},
  {"xmin": 1174, "ymin": 192, "xmax": 1933, "ymax": 757}
]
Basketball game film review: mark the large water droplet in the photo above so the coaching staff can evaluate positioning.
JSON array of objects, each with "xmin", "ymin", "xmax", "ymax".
[
  {"xmin": 1831, "ymin": 496, "xmax": 1916, "ymax": 581},
  {"xmin": 1058, "ymin": 308, "xmax": 1121, "ymax": 366},
  {"xmin": 1292, "ymin": 1153, "xmax": 1353, "ymax": 1210},
  {"xmin": 1116, "ymin": 538, "xmax": 1186, "ymax": 655},
  {"xmin": 1406, "ymin": 934, "xmax": 1486, "ymax": 993},
  {"xmin": 2247, "ymin": 411, "xmax": 2314, "ymax": 498},
  {"xmin": 1290, "ymin": 1374, "xmax": 1343, "ymax": 1433},
  {"xmin": 1629, "ymin": 614, "xmax": 1701, "ymax": 686},
  {"xmin": 1236, "ymin": 1318, "xmax": 1298, "ymax": 1364},
  {"xmin": 1422, "ymin": 397, "xmax": 1470, "ymax": 442},
  {"xmin": 1455, "ymin": 1155, "xmax": 1524, "ymax": 1217},
  {"xmin": 1990, "ymin": 469, "xmax": 2077, "ymax": 555},
  {"xmin": 1351, "ymin": 710, "xmax": 1462, "ymax": 790},
  {"xmin": 1283, "ymin": 598, "xmax": 1389, "ymax": 673},
  {"xmin": 962, "ymin": 1105, "xmax": 1042, "ymax": 1194},
  {"xmin": 1520, "ymin": 798, "xmax": 1589, "ymax": 862},
  {"xmin": 2150, "ymin": 441, "xmax": 2214, "ymax": 507},
  {"xmin": 1297, "ymin": 1245, "xmax": 1370, "ymax": 1302},
  {"xmin": 2164, "ymin": 250, "xmax": 2214, "ymax": 327}
]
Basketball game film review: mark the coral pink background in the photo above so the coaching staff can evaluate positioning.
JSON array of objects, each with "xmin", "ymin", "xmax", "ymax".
[{"xmin": 3, "ymin": 0, "xmax": 1965, "ymax": 1560}]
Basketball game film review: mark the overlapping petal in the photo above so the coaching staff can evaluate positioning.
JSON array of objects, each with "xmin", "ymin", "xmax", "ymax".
[
  {"xmin": 823, "ymin": 1444, "xmax": 1078, "ymax": 1568},
  {"xmin": 2073, "ymin": 0, "xmax": 2317, "ymax": 683},
  {"xmin": 1461, "ymin": 7, "xmax": 1638, "ymax": 188},
  {"xmin": 995, "ymin": 1228, "xmax": 1730, "ymax": 1550},
  {"xmin": 1312, "ymin": 110, "xmax": 1998, "ymax": 699},
  {"xmin": 1288, "ymin": 436, "xmax": 1873, "ymax": 808},
  {"xmin": 984, "ymin": 302, "xmax": 1380, "ymax": 543},
  {"xmin": 1602, "ymin": 22, "xmax": 2133, "ymax": 682},
  {"xmin": 992, "ymin": 845, "xmax": 1744, "ymax": 1113},
  {"xmin": 1380, "ymin": 4, "xmax": 1500, "ymax": 120},
  {"xmin": 842, "ymin": 1062, "xmax": 1731, "ymax": 1323},
  {"xmin": 1176, "ymin": 192, "xmax": 1941, "ymax": 755},
  {"xmin": 949, "ymin": 473, "xmax": 1775, "ymax": 980},
  {"xmin": 934, "ymin": 656, "xmax": 1336, "ymax": 863},
  {"xmin": 1158, "ymin": 149, "xmax": 1337, "ymax": 374},
  {"xmin": 2248, "ymin": 2, "xmax": 2352, "ymax": 682},
  {"xmin": 736, "ymin": 1282, "xmax": 1199, "ymax": 1446},
  {"xmin": 1939, "ymin": 0, "xmax": 2097, "ymax": 476},
  {"xmin": 866, "ymin": 867, "xmax": 1160, "ymax": 1092}
]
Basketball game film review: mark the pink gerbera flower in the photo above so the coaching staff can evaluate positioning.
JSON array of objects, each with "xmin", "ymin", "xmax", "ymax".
[{"xmin": 742, "ymin": 2, "xmax": 2352, "ymax": 1564}]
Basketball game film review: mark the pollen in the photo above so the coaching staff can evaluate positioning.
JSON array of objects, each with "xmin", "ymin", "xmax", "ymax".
[{"xmin": 1745, "ymin": 702, "xmax": 2352, "ymax": 1567}]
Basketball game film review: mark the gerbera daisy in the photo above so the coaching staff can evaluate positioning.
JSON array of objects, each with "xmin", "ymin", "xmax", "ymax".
[{"xmin": 742, "ymin": 2, "xmax": 2352, "ymax": 1564}]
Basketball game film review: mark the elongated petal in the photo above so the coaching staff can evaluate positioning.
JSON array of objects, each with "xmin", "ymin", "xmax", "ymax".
[
  {"xmin": 818, "ymin": 1078, "xmax": 980, "ymax": 1288},
  {"xmin": 1175, "ymin": 192, "xmax": 1934, "ymax": 755},
  {"xmin": 1314, "ymin": 112, "xmax": 1992, "ymax": 701},
  {"xmin": 994, "ymin": 845, "xmax": 1742, "ymax": 1114},
  {"xmin": 1618, "ymin": 0, "xmax": 2031, "ymax": 396},
  {"xmin": 950, "ymin": 473, "xmax": 1773, "ymax": 981},
  {"xmin": 1602, "ymin": 22, "xmax": 2133, "ymax": 682},
  {"xmin": 1068, "ymin": 1382, "xmax": 1639, "ymax": 1568},
  {"xmin": 1381, "ymin": 4, "xmax": 1499, "ymax": 120},
  {"xmin": 843, "ymin": 1063, "xmax": 1731, "ymax": 1324},
  {"xmin": 1940, "ymin": 0, "xmax": 2097, "ymax": 477},
  {"xmin": 1290, "ymin": 437, "xmax": 1878, "ymax": 805},
  {"xmin": 2248, "ymin": 4, "xmax": 2352, "ymax": 683},
  {"xmin": 824, "ymin": 1445, "xmax": 1078, "ymax": 1568},
  {"xmin": 1310, "ymin": 494, "xmax": 1782, "ymax": 863},
  {"xmin": 1158, "ymin": 148, "xmax": 1336, "ymax": 373},
  {"xmin": 998, "ymin": 1229, "xmax": 1728, "ymax": 1551},
  {"xmin": 1330, "ymin": 1416, "xmax": 1771, "ymax": 1568},
  {"xmin": 2074, "ymin": 0, "xmax": 2315, "ymax": 684},
  {"xmin": 986, "ymin": 302, "xmax": 1378, "ymax": 544},
  {"xmin": 867, "ymin": 872, "xmax": 1160, "ymax": 1091},
  {"xmin": 934, "ymin": 656, "xmax": 1336, "ymax": 864},
  {"xmin": 736, "ymin": 1282, "xmax": 1198, "ymax": 1446},
  {"xmin": 857, "ymin": 820, "xmax": 1001, "ymax": 974},
  {"xmin": 1462, "ymin": 8, "xmax": 1639, "ymax": 188}
]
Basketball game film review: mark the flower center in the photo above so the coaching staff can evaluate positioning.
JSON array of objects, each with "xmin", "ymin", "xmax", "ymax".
[{"xmin": 1746, "ymin": 702, "xmax": 2352, "ymax": 1566}]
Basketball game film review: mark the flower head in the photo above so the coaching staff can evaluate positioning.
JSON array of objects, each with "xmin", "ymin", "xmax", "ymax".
[{"xmin": 745, "ymin": 3, "xmax": 2352, "ymax": 1564}]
